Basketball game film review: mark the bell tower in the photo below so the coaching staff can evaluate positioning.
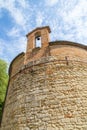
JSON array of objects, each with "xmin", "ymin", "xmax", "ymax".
[{"xmin": 24, "ymin": 26, "xmax": 51, "ymax": 64}]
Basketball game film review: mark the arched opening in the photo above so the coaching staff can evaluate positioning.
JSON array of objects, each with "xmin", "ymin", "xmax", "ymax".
[
  {"xmin": 35, "ymin": 31, "xmax": 41, "ymax": 48},
  {"xmin": 35, "ymin": 36, "xmax": 41, "ymax": 47}
]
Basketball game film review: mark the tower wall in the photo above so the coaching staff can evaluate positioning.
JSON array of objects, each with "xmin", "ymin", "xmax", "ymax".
[
  {"xmin": 1, "ymin": 54, "xmax": 87, "ymax": 130},
  {"xmin": 0, "ymin": 27, "xmax": 87, "ymax": 130},
  {"xmin": 25, "ymin": 26, "xmax": 51, "ymax": 64},
  {"xmin": 9, "ymin": 53, "xmax": 25, "ymax": 77}
]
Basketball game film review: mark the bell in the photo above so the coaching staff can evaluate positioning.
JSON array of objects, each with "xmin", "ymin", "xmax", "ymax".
[{"xmin": 37, "ymin": 37, "xmax": 40, "ymax": 40}]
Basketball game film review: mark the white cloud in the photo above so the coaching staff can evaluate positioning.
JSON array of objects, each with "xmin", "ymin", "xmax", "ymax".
[
  {"xmin": 0, "ymin": 0, "xmax": 31, "ymax": 29},
  {"xmin": 13, "ymin": 37, "xmax": 26, "ymax": 52},
  {"xmin": 0, "ymin": 39, "xmax": 11, "ymax": 63},
  {"xmin": 44, "ymin": 0, "xmax": 87, "ymax": 44},
  {"xmin": 0, "ymin": 39, "xmax": 5, "ymax": 56},
  {"xmin": 17, "ymin": 0, "xmax": 28, "ymax": 8},
  {"xmin": 62, "ymin": 0, "xmax": 87, "ymax": 22},
  {"xmin": 0, "ymin": 36, "xmax": 26, "ymax": 63},
  {"xmin": 36, "ymin": 12, "xmax": 44, "ymax": 26},
  {"xmin": 7, "ymin": 27, "xmax": 21, "ymax": 37},
  {"xmin": 45, "ymin": 0, "xmax": 59, "ymax": 6},
  {"xmin": 0, "ymin": 0, "xmax": 31, "ymax": 63}
]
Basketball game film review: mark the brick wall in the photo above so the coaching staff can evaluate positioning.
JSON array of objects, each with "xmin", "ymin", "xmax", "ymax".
[
  {"xmin": 9, "ymin": 53, "xmax": 25, "ymax": 77},
  {"xmin": 50, "ymin": 43, "xmax": 87, "ymax": 61},
  {"xmin": 1, "ymin": 50, "xmax": 87, "ymax": 130}
]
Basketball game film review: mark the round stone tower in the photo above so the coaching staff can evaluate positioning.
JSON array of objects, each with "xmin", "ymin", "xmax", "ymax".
[{"xmin": 1, "ymin": 26, "xmax": 87, "ymax": 130}]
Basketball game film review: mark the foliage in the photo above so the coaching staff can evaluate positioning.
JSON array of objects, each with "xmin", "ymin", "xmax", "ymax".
[{"xmin": 0, "ymin": 59, "xmax": 9, "ymax": 120}]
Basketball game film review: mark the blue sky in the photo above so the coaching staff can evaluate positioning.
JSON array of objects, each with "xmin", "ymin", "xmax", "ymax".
[{"xmin": 0, "ymin": 0, "xmax": 87, "ymax": 64}]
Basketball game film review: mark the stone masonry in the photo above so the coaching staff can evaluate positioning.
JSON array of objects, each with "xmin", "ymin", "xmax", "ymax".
[{"xmin": 0, "ymin": 26, "xmax": 87, "ymax": 130}]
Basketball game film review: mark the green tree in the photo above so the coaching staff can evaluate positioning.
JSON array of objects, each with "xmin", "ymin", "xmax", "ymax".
[{"xmin": 0, "ymin": 59, "xmax": 9, "ymax": 120}]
